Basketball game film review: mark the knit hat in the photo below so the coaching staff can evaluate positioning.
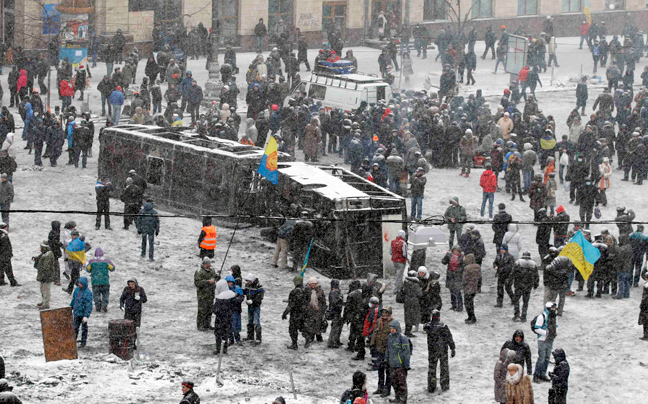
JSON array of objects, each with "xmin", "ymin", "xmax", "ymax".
[
  {"xmin": 245, "ymin": 273, "xmax": 256, "ymax": 283},
  {"xmin": 181, "ymin": 380, "xmax": 194, "ymax": 388},
  {"xmin": 556, "ymin": 205, "xmax": 565, "ymax": 214},
  {"xmin": 418, "ymin": 266, "xmax": 428, "ymax": 276},
  {"xmin": 293, "ymin": 275, "xmax": 303, "ymax": 286},
  {"xmin": 498, "ymin": 203, "xmax": 506, "ymax": 211},
  {"xmin": 307, "ymin": 276, "xmax": 318, "ymax": 285},
  {"xmin": 202, "ymin": 257, "xmax": 211, "ymax": 265}
]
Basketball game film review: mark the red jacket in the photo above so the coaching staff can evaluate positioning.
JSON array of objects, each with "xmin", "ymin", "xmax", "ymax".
[
  {"xmin": 579, "ymin": 23, "xmax": 590, "ymax": 36},
  {"xmin": 391, "ymin": 237, "xmax": 407, "ymax": 263},
  {"xmin": 480, "ymin": 169, "xmax": 498, "ymax": 193},
  {"xmin": 518, "ymin": 67, "xmax": 529, "ymax": 83},
  {"xmin": 60, "ymin": 80, "xmax": 75, "ymax": 97},
  {"xmin": 362, "ymin": 306, "xmax": 379, "ymax": 337}
]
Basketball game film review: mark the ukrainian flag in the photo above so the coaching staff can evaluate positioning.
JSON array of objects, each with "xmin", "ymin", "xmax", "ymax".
[
  {"xmin": 257, "ymin": 136, "xmax": 278, "ymax": 185},
  {"xmin": 584, "ymin": 3, "xmax": 592, "ymax": 25},
  {"xmin": 300, "ymin": 238, "xmax": 315, "ymax": 277},
  {"xmin": 559, "ymin": 230, "xmax": 600, "ymax": 280}
]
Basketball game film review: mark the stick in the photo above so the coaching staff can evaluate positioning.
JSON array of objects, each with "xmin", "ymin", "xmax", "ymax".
[
  {"xmin": 289, "ymin": 366, "xmax": 297, "ymax": 399},
  {"xmin": 216, "ymin": 348, "xmax": 224, "ymax": 387}
]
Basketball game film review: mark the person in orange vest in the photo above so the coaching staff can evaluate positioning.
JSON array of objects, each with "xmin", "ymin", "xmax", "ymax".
[{"xmin": 198, "ymin": 217, "xmax": 217, "ymax": 259}]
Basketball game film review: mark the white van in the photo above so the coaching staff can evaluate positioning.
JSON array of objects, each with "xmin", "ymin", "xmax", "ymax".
[{"xmin": 286, "ymin": 72, "xmax": 393, "ymax": 112}]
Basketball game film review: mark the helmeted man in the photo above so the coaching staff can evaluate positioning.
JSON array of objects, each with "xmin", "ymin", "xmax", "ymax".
[
  {"xmin": 423, "ymin": 309, "xmax": 456, "ymax": 393},
  {"xmin": 197, "ymin": 216, "xmax": 217, "ymax": 259}
]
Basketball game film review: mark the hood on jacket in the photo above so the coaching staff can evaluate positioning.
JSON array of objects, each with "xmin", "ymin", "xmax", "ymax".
[
  {"xmin": 506, "ymin": 349, "xmax": 516, "ymax": 362},
  {"xmin": 507, "ymin": 223, "xmax": 518, "ymax": 233},
  {"xmin": 381, "ymin": 305, "xmax": 393, "ymax": 315},
  {"xmin": 245, "ymin": 118, "xmax": 255, "ymax": 127},
  {"xmin": 19, "ymin": 69, "xmax": 27, "ymax": 77},
  {"xmin": 464, "ymin": 253, "xmax": 476, "ymax": 265},
  {"xmin": 512, "ymin": 329, "xmax": 525, "ymax": 343},
  {"xmin": 552, "ymin": 348, "xmax": 566, "ymax": 364},
  {"xmin": 78, "ymin": 276, "xmax": 89, "ymax": 289},
  {"xmin": 128, "ymin": 277, "xmax": 139, "ymax": 288},
  {"xmin": 25, "ymin": 103, "xmax": 32, "ymax": 112},
  {"xmin": 499, "ymin": 348, "xmax": 509, "ymax": 362},
  {"xmin": 331, "ymin": 279, "xmax": 340, "ymax": 290},
  {"xmin": 450, "ymin": 196, "xmax": 459, "ymax": 205},
  {"xmin": 215, "ymin": 279, "xmax": 236, "ymax": 299},
  {"xmin": 389, "ymin": 320, "xmax": 401, "ymax": 334},
  {"xmin": 51, "ymin": 220, "xmax": 61, "ymax": 231},
  {"xmin": 349, "ymin": 279, "xmax": 362, "ymax": 292},
  {"xmin": 367, "ymin": 273, "xmax": 379, "ymax": 284},
  {"xmin": 225, "ymin": 275, "xmax": 236, "ymax": 283},
  {"xmin": 524, "ymin": 143, "xmax": 533, "ymax": 150},
  {"xmin": 143, "ymin": 202, "xmax": 154, "ymax": 212},
  {"xmin": 352, "ymin": 370, "xmax": 366, "ymax": 390}
]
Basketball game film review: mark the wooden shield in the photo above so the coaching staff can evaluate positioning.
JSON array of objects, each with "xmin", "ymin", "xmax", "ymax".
[{"xmin": 40, "ymin": 307, "xmax": 78, "ymax": 362}]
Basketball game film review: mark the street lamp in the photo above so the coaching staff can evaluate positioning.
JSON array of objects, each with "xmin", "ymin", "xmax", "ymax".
[{"xmin": 204, "ymin": 1, "xmax": 222, "ymax": 103}]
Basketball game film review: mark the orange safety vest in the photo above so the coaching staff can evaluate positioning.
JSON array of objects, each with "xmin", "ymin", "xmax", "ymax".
[{"xmin": 199, "ymin": 225, "xmax": 217, "ymax": 250}]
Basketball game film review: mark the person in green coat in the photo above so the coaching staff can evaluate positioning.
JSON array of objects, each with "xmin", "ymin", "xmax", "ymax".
[
  {"xmin": 194, "ymin": 257, "xmax": 217, "ymax": 331},
  {"xmin": 34, "ymin": 240, "xmax": 58, "ymax": 310},
  {"xmin": 444, "ymin": 196, "xmax": 467, "ymax": 248}
]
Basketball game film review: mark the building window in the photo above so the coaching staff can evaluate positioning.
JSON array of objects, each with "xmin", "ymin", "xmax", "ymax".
[
  {"xmin": 562, "ymin": 0, "xmax": 581, "ymax": 13},
  {"xmin": 518, "ymin": 0, "xmax": 538, "ymax": 15},
  {"xmin": 322, "ymin": 2, "xmax": 346, "ymax": 35},
  {"xmin": 605, "ymin": 0, "xmax": 625, "ymax": 10},
  {"xmin": 423, "ymin": 0, "xmax": 446, "ymax": 20},
  {"xmin": 472, "ymin": 0, "xmax": 493, "ymax": 18},
  {"xmin": 268, "ymin": 0, "xmax": 293, "ymax": 39},
  {"xmin": 129, "ymin": 0, "xmax": 156, "ymax": 12},
  {"xmin": 218, "ymin": 0, "xmax": 239, "ymax": 41}
]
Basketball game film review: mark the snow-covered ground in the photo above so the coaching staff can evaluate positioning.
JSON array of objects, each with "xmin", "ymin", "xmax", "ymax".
[{"xmin": 1, "ymin": 36, "xmax": 648, "ymax": 403}]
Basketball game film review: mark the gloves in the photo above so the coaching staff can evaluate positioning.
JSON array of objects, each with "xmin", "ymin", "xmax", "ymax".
[
  {"xmin": 135, "ymin": 295, "xmax": 140, "ymax": 301},
  {"xmin": 155, "ymin": 231, "xmax": 159, "ymax": 236},
  {"xmin": 282, "ymin": 313, "xmax": 287, "ymax": 320},
  {"xmin": 82, "ymin": 317, "xmax": 88, "ymax": 323},
  {"xmin": 245, "ymin": 300, "xmax": 253, "ymax": 306},
  {"xmin": 451, "ymin": 350, "xmax": 456, "ymax": 358},
  {"xmin": 138, "ymin": 230, "xmax": 142, "ymax": 235}
]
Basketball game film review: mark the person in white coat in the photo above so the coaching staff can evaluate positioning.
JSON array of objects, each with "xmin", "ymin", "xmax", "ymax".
[{"xmin": 502, "ymin": 223, "xmax": 523, "ymax": 259}]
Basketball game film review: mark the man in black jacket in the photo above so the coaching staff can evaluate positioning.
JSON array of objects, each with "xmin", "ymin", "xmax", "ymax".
[
  {"xmin": 544, "ymin": 252, "xmax": 571, "ymax": 316},
  {"xmin": 72, "ymin": 121, "xmax": 92, "ymax": 169},
  {"xmin": 424, "ymin": 309, "xmax": 456, "ymax": 393},
  {"xmin": 282, "ymin": 275, "xmax": 307, "ymax": 350},
  {"xmin": 493, "ymin": 245, "xmax": 515, "ymax": 307},
  {"xmin": 492, "ymin": 203, "xmax": 512, "ymax": 253},
  {"xmin": 549, "ymin": 349, "xmax": 570, "ymax": 404},
  {"xmin": 343, "ymin": 280, "xmax": 365, "ymax": 356},
  {"xmin": 0, "ymin": 222, "xmax": 17, "ymax": 286},
  {"xmin": 180, "ymin": 380, "xmax": 200, "ymax": 404},
  {"xmin": 254, "ymin": 19, "xmax": 267, "ymax": 53},
  {"xmin": 501, "ymin": 329, "xmax": 533, "ymax": 375},
  {"xmin": 512, "ymin": 251, "xmax": 539, "ymax": 322},
  {"xmin": 97, "ymin": 75, "xmax": 114, "ymax": 116},
  {"xmin": 95, "ymin": 177, "xmax": 113, "ymax": 230},
  {"xmin": 120, "ymin": 177, "xmax": 143, "ymax": 230},
  {"xmin": 327, "ymin": 279, "xmax": 344, "ymax": 348}
]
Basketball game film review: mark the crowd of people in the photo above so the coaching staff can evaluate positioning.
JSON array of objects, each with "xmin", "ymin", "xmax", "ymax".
[{"xmin": 3, "ymin": 13, "xmax": 648, "ymax": 404}]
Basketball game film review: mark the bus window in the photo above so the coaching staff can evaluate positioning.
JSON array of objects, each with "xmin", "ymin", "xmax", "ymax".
[
  {"xmin": 292, "ymin": 81, "xmax": 306, "ymax": 96},
  {"xmin": 147, "ymin": 157, "xmax": 165, "ymax": 186},
  {"xmin": 365, "ymin": 87, "xmax": 377, "ymax": 104},
  {"xmin": 308, "ymin": 84, "xmax": 327, "ymax": 100},
  {"xmin": 377, "ymin": 86, "xmax": 386, "ymax": 101}
]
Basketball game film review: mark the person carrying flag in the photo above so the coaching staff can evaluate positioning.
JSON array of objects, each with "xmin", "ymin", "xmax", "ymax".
[
  {"xmin": 64, "ymin": 230, "xmax": 87, "ymax": 295},
  {"xmin": 291, "ymin": 212, "xmax": 314, "ymax": 273}
]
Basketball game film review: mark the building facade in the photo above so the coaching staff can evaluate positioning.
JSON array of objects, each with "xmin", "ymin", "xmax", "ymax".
[{"xmin": 8, "ymin": 0, "xmax": 648, "ymax": 52}]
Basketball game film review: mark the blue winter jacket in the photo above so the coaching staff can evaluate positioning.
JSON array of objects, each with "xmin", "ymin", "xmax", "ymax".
[
  {"xmin": 108, "ymin": 90, "xmax": 125, "ymax": 106},
  {"xmin": 180, "ymin": 74, "xmax": 193, "ymax": 96},
  {"xmin": 384, "ymin": 320, "xmax": 412, "ymax": 369},
  {"xmin": 66, "ymin": 122, "xmax": 76, "ymax": 147},
  {"xmin": 70, "ymin": 276, "xmax": 93, "ymax": 317}
]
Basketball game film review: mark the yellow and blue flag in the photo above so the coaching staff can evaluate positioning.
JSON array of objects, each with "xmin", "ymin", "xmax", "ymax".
[
  {"xmin": 559, "ymin": 230, "xmax": 600, "ymax": 280},
  {"xmin": 257, "ymin": 136, "xmax": 278, "ymax": 184},
  {"xmin": 300, "ymin": 238, "xmax": 315, "ymax": 277},
  {"xmin": 584, "ymin": 3, "xmax": 592, "ymax": 25}
]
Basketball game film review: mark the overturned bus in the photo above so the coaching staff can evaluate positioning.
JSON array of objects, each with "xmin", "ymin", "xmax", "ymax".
[{"xmin": 98, "ymin": 125, "xmax": 406, "ymax": 278}]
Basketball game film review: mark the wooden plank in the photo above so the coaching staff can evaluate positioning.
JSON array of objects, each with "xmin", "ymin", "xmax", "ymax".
[{"xmin": 40, "ymin": 307, "xmax": 78, "ymax": 362}]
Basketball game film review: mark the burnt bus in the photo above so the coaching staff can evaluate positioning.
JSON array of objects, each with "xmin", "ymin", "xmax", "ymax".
[{"xmin": 98, "ymin": 125, "xmax": 406, "ymax": 278}]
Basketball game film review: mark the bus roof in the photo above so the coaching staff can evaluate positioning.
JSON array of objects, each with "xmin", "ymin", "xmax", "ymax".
[{"xmin": 309, "ymin": 72, "xmax": 387, "ymax": 84}]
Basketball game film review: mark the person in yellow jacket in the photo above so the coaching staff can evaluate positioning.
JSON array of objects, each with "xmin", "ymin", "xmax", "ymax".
[{"xmin": 198, "ymin": 216, "xmax": 217, "ymax": 259}]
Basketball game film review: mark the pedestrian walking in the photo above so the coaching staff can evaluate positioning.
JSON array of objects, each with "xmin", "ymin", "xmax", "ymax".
[
  {"xmin": 423, "ymin": 309, "xmax": 455, "ymax": 393},
  {"xmin": 70, "ymin": 276, "xmax": 93, "ymax": 348},
  {"xmin": 85, "ymin": 247, "xmax": 115, "ymax": 313},
  {"xmin": 135, "ymin": 200, "xmax": 159, "ymax": 261},
  {"xmin": 119, "ymin": 278, "xmax": 147, "ymax": 342}
]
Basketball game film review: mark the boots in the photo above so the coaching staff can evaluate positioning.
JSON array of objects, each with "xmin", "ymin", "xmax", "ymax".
[
  {"xmin": 246, "ymin": 324, "xmax": 255, "ymax": 341},
  {"xmin": 287, "ymin": 339, "xmax": 298, "ymax": 350},
  {"xmin": 519, "ymin": 195, "xmax": 526, "ymax": 202},
  {"xmin": 255, "ymin": 326, "xmax": 262, "ymax": 345}
]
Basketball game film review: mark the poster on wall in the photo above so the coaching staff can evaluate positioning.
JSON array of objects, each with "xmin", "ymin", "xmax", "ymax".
[{"xmin": 42, "ymin": 4, "xmax": 61, "ymax": 35}]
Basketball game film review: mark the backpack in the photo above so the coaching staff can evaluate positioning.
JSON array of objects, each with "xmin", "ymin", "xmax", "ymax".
[{"xmin": 530, "ymin": 313, "xmax": 543, "ymax": 334}]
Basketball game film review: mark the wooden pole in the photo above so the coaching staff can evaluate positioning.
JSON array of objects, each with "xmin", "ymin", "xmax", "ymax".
[{"xmin": 289, "ymin": 366, "xmax": 297, "ymax": 399}]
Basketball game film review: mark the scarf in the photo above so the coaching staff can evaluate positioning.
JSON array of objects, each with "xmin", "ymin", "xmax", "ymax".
[
  {"xmin": 309, "ymin": 287, "xmax": 319, "ymax": 310},
  {"xmin": 505, "ymin": 364, "xmax": 523, "ymax": 385},
  {"xmin": 449, "ymin": 254, "xmax": 460, "ymax": 271}
]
